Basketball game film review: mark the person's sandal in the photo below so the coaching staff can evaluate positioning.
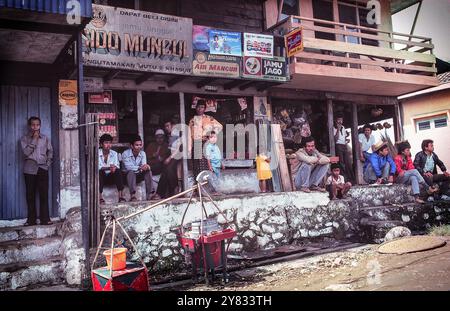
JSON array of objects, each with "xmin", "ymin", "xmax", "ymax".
[{"xmin": 118, "ymin": 197, "xmax": 126, "ymax": 203}]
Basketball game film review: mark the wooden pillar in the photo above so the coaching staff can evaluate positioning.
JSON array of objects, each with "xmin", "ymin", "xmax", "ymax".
[
  {"xmin": 136, "ymin": 90, "xmax": 144, "ymax": 140},
  {"xmin": 179, "ymin": 92, "xmax": 189, "ymax": 192},
  {"xmin": 351, "ymin": 103, "xmax": 363, "ymax": 185},
  {"xmin": 327, "ymin": 98, "xmax": 336, "ymax": 156},
  {"xmin": 393, "ymin": 101, "xmax": 402, "ymax": 143}
]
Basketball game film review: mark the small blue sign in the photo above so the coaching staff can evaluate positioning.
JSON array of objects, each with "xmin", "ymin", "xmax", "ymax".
[{"xmin": 209, "ymin": 30, "xmax": 242, "ymax": 57}]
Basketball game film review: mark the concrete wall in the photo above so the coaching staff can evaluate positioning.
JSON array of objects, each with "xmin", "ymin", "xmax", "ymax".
[{"xmin": 401, "ymin": 89, "xmax": 450, "ymax": 168}]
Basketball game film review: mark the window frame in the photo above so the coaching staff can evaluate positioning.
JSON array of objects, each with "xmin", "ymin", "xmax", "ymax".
[{"xmin": 415, "ymin": 115, "xmax": 448, "ymax": 132}]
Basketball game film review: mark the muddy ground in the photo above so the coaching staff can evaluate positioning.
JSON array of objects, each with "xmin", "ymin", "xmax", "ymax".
[{"xmin": 171, "ymin": 236, "xmax": 450, "ymax": 291}]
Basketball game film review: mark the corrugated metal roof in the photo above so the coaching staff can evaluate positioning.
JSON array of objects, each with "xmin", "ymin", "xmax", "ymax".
[{"xmin": 0, "ymin": 0, "xmax": 92, "ymax": 17}]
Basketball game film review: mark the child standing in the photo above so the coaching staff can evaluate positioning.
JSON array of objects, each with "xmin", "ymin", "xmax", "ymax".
[
  {"xmin": 325, "ymin": 163, "xmax": 352, "ymax": 199},
  {"xmin": 205, "ymin": 131, "xmax": 224, "ymax": 177},
  {"xmin": 256, "ymin": 152, "xmax": 272, "ymax": 193}
]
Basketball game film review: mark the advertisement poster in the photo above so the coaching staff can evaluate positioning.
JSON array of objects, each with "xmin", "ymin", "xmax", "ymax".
[
  {"xmin": 242, "ymin": 56, "xmax": 287, "ymax": 81},
  {"xmin": 59, "ymin": 80, "xmax": 78, "ymax": 106},
  {"xmin": 193, "ymin": 51, "xmax": 240, "ymax": 78},
  {"xmin": 285, "ymin": 27, "xmax": 303, "ymax": 57},
  {"xmin": 88, "ymin": 90, "xmax": 113, "ymax": 104},
  {"xmin": 209, "ymin": 29, "xmax": 242, "ymax": 56},
  {"xmin": 254, "ymin": 96, "xmax": 271, "ymax": 121},
  {"xmin": 243, "ymin": 33, "xmax": 273, "ymax": 58},
  {"xmin": 193, "ymin": 25, "xmax": 210, "ymax": 51},
  {"xmin": 192, "ymin": 96, "xmax": 218, "ymax": 113},
  {"xmin": 97, "ymin": 112, "xmax": 117, "ymax": 138},
  {"xmin": 83, "ymin": 5, "xmax": 193, "ymax": 75},
  {"xmin": 84, "ymin": 77, "xmax": 104, "ymax": 92}
]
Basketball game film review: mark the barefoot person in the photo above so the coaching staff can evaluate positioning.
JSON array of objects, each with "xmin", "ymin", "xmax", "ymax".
[
  {"xmin": 325, "ymin": 163, "xmax": 352, "ymax": 200},
  {"xmin": 20, "ymin": 117, "xmax": 53, "ymax": 226}
]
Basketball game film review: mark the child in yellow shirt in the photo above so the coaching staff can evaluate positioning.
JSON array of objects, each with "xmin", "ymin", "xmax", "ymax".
[{"xmin": 256, "ymin": 153, "xmax": 272, "ymax": 192}]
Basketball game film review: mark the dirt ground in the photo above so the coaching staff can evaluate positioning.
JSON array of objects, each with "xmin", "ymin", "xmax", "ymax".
[{"xmin": 178, "ymin": 236, "xmax": 450, "ymax": 291}]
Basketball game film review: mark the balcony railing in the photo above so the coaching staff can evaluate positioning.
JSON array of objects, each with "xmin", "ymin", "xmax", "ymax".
[{"xmin": 271, "ymin": 15, "xmax": 437, "ymax": 77}]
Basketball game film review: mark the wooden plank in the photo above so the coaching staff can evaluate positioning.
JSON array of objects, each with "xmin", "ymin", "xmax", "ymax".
[
  {"xmin": 271, "ymin": 124, "xmax": 292, "ymax": 192},
  {"xmin": 136, "ymin": 90, "xmax": 144, "ymax": 141},
  {"xmin": 296, "ymin": 23, "xmax": 434, "ymax": 49},
  {"xmin": 179, "ymin": 92, "xmax": 189, "ymax": 192},
  {"xmin": 303, "ymin": 37, "xmax": 436, "ymax": 64},
  {"xmin": 351, "ymin": 103, "xmax": 363, "ymax": 185},
  {"xmin": 295, "ymin": 51, "xmax": 436, "ymax": 73},
  {"xmin": 327, "ymin": 99, "xmax": 335, "ymax": 156}
]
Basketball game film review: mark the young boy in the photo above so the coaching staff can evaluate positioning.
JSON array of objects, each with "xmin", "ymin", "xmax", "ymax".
[
  {"xmin": 326, "ymin": 163, "xmax": 352, "ymax": 200},
  {"xmin": 205, "ymin": 131, "xmax": 224, "ymax": 177},
  {"xmin": 256, "ymin": 152, "xmax": 272, "ymax": 193}
]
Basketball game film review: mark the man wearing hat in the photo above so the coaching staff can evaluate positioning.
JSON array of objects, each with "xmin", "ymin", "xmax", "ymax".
[
  {"xmin": 363, "ymin": 141, "xmax": 396, "ymax": 184},
  {"xmin": 145, "ymin": 129, "xmax": 170, "ymax": 177},
  {"xmin": 394, "ymin": 141, "xmax": 436, "ymax": 203}
]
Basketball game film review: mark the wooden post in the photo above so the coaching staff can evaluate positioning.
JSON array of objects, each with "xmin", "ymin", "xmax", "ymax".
[
  {"xmin": 351, "ymin": 103, "xmax": 363, "ymax": 185},
  {"xmin": 271, "ymin": 124, "xmax": 292, "ymax": 192},
  {"xmin": 179, "ymin": 92, "xmax": 189, "ymax": 192},
  {"xmin": 136, "ymin": 90, "xmax": 144, "ymax": 140},
  {"xmin": 393, "ymin": 100, "xmax": 402, "ymax": 142},
  {"xmin": 327, "ymin": 98, "xmax": 336, "ymax": 156}
]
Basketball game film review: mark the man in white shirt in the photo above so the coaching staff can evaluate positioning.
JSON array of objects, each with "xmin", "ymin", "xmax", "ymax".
[
  {"xmin": 98, "ymin": 134, "xmax": 125, "ymax": 204},
  {"xmin": 122, "ymin": 135, "xmax": 153, "ymax": 201},
  {"xmin": 333, "ymin": 113, "xmax": 355, "ymax": 183},
  {"xmin": 358, "ymin": 124, "xmax": 376, "ymax": 163}
]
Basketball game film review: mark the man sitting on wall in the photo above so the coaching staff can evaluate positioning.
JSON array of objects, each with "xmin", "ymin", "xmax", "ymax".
[
  {"xmin": 122, "ymin": 135, "xmax": 154, "ymax": 202},
  {"xmin": 145, "ymin": 128, "xmax": 170, "ymax": 176},
  {"xmin": 98, "ymin": 134, "xmax": 125, "ymax": 204},
  {"xmin": 289, "ymin": 136, "xmax": 330, "ymax": 193},
  {"xmin": 363, "ymin": 141, "xmax": 396, "ymax": 184},
  {"xmin": 414, "ymin": 139, "xmax": 450, "ymax": 199},
  {"xmin": 358, "ymin": 123, "xmax": 376, "ymax": 164}
]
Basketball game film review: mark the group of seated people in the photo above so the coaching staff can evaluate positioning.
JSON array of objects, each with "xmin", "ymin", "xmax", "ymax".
[
  {"xmin": 289, "ymin": 136, "xmax": 450, "ymax": 203},
  {"xmin": 98, "ymin": 119, "xmax": 180, "ymax": 203}
]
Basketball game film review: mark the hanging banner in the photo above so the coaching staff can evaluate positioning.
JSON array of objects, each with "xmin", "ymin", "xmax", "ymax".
[
  {"xmin": 88, "ymin": 90, "xmax": 113, "ymax": 104},
  {"xmin": 243, "ymin": 33, "xmax": 273, "ymax": 58},
  {"xmin": 285, "ymin": 27, "xmax": 303, "ymax": 57},
  {"xmin": 209, "ymin": 29, "xmax": 242, "ymax": 56},
  {"xmin": 193, "ymin": 51, "xmax": 240, "ymax": 78},
  {"xmin": 83, "ymin": 5, "xmax": 193, "ymax": 75},
  {"xmin": 59, "ymin": 80, "xmax": 78, "ymax": 106},
  {"xmin": 242, "ymin": 56, "xmax": 288, "ymax": 81}
]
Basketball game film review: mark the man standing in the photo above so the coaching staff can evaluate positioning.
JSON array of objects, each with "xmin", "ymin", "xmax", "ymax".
[
  {"xmin": 145, "ymin": 129, "xmax": 170, "ymax": 176},
  {"xmin": 98, "ymin": 134, "xmax": 125, "ymax": 204},
  {"xmin": 20, "ymin": 117, "xmax": 53, "ymax": 226},
  {"xmin": 363, "ymin": 141, "xmax": 396, "ymax": 184},
  {"xmin": 333, "ymin": 113, "xmax": 355, "ymax": 183},
  {"xmin": 290, "ymin": 136, "xmax": 330, "ymax": 193},
  {"xmin": 156, "ymin": 119, "xmax": 181, "ymax": 198},
  {"xmin": 414, "ymin": 139, "xmax": 450, "ymax": 198},
  {"xmin": 188, "ymin": 99, "xmax": 223, "ymax": 178},
  {"xmin": 358, "ymin": 124, "xmax": 376, "ymax": 163},
  {"xmin": 122, "ymin": 135, "xmax": 153, "ymax": 201}
]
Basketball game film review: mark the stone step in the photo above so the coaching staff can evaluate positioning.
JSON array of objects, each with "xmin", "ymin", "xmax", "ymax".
[
  {"xmin": 359, "ymin": 219, "xmax": 405, "ymax": 244},
  {"xmin": 0, "ymin": 222, "xmax": 63, "ymax": 243},
  {"xmin": 0, "ymin": 256, "xmax": 64, "ymax": 290},
  {"xmin": 349, "ymin": 184, "xmax": 414, "ymax": 207},
  {"xmin": 0, "ymin": 236, "xmax": 62, "ymax": 266}
]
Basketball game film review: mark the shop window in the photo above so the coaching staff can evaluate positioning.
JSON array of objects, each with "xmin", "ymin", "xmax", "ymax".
[{"xmin": 280, "ymin": 0, "xmax": 299, "ymax": 21}]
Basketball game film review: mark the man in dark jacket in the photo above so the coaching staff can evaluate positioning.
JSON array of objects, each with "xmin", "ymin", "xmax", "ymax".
[{"xmin": 414, "ymin": 139, "xmax": 450, "ymax": 197}]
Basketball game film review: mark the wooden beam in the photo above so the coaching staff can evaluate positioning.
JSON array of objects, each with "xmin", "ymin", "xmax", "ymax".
[
  {"xmin": 196, "ymin": 78, "xmax": 216, "ymax": 89},
  {"xmin": 0, "ymin": 19, "xmax": 78, "ymax": 35},
  {"xmin": 167, "ymin": 76, "xmax": 185, "ymax": 87},
  {"xmin": 224, "ymin": 79, "xmax": 248, "ymax": 90},
  {"xmin": 327, "ymin": 99, "xmax": 336, "ymax": 156},
  {"xmin": 271, "ymin": 124, "xmax": 293, "ymax": 192},
  {"xmin": 137, "ymin": 90, "xmax": 144, "ymax": 141},
  {"xmin": 135, "ymin": 73, "xmax": 155, "ymax": 85},
  {"xmin": 179, "ymin": 92, "xmax": 189, "ymax": 193},
  {"xmin": 351, "ymin": 103, "xmax": 363, "ymax": 185},
  {"xmin": 103, "ymin": 70, "xmax": 121, "ymax": 83},
  {"xmin": 239, "ymin": 81, "xmax": 259, "ymax": 90}
]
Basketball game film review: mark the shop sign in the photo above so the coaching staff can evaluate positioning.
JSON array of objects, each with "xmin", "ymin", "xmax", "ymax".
[
  {"xmin": 285, "ymin": 27, "xmax": 303, "ymax": 57},
  {"xmin": 84, "ymin": 77, "xmax": 104, "ymax": 92},
  {"xmin": 98, "ymin": 112, "xmax": 117, "ymax": 138},
  {"xmin": 193, "ymin": 51, "xmax": 240, "ymax": 78},
  {"xmin": 83, "ymin": 5, "xmax": 193, "ymax": 75},
  {"xmin": 88, "ymin": 90, "xmax": 113, "ymax": 104},
  {"xmin": 209, "ymin": 29, "xmax": 242, "ymax": 57},
  {"xmin": 242, "ymin": 56, "xmax": 288, "ymax": 81},
  {"xmin": 59, "ymin": 80, "xmax": 78, "ymax": 106},
  {"xmin": 193, "ymin": 25, "xmax": 211, "ymax": 52},
  {"xmin": 243, "ymin": 33, "xmax": 273, "ymax": 58}
]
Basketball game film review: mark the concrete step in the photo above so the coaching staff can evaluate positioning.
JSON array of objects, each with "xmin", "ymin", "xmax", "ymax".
[
  {"xmin": 0, "ymin": 222, "xmax": 63, "ymax": 243},
  {"xmin": 349, "ymin": 184, "xmax": 414, "ymax": 207},
  {"xmin": 359, "ymin": 219, "xmax": 405, "ymax": 244},
  {"xmin": 0, "ymin": 256, "xmax": 64, "ymax": 290},
  {"xmin": 0, "ymin": 236, "xmax": 62, "ymax": 265}
]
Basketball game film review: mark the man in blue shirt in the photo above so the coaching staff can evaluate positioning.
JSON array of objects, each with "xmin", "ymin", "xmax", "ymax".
[
  {"xmin": 98, "ymin": 134, "xmax": 125, "ymax": 204},
  {"xmin": 363, "ymin": 141, "xmax": 396, "ymax": 184},
  {"xmin": 122, "ymin": 135, "xmax": 153, "ymax": 201}
]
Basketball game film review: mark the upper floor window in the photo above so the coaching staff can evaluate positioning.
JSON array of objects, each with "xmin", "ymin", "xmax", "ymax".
[
  {"xmin": 415, "ymin": 115, "xmax": 448, "ymax": 132},
  {"xmin": 280, "ymin": 0, "xmax": 299, "ymax": 21}
]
